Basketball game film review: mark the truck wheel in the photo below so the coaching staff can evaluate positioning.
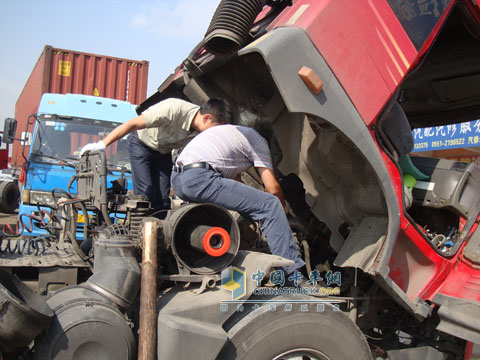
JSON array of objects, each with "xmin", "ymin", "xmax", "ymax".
[
  {"xmin": 218, "ymin": 303, "xmax": 372, "ymax": 360},
  {"xmin": 0, "ymin": 181, "xmax": 19, "ymax": 213}
]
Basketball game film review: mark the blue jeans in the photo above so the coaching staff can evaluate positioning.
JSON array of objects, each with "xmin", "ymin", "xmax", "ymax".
[
  {"xmin": 171, "ymin": 168, "xmax": 305, "ymax": 274},
  {"xmin": 128, "ymin": 132, "xmax": 172, "ymax": 211}
]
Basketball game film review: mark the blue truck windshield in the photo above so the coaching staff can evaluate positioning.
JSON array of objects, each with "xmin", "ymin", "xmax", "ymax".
[{"xmin": 31, "ymin": 116, "xmax": 130, "ymax": 169}]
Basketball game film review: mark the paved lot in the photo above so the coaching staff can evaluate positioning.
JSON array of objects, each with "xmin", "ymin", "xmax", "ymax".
[
  {"xmin": 0, "ymin": 211, "xmax": 18, "ymax": 224},
  {"xmin": 0, "ymin": 210, "xmax": 19, "ymax": 231}
]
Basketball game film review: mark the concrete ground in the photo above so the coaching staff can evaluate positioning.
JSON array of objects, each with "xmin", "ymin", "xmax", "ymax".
[
  {"xmin": 0, "ymin": 210, "xmax": 18, "ymax": 225},
  {"xmin": 0, "ymin": 210, "xmax": 19, "ymax": 238}
]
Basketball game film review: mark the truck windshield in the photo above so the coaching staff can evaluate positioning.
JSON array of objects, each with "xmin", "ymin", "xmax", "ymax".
[{"xmin": 31, "ymin": 116, "xmax": 130, "ymax": 169}]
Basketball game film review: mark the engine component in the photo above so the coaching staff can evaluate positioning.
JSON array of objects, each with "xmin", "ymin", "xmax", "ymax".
[
  {"xmin": 203, "ymin": 0, "xmax": 268, "ymax": 55},
  {"xmin": 184, "ymin": 224, "xmax": 231, "ymax": 257},
  {"xmin": 76, "ymin": 150, "xmax": 112, "ymax": 226},
  {"xmin": 162, "ymin": 203, "xmax": 240, "ymax": 274},
  {"xmin": 0, "ymin": 269, "xmax": 54, "ymax": 352},
  {"xmin": 86, "ymin": 224, "xmax": 141, "ymax": 310},
  {"xmin": 40, "ymin": 285, "xmax": 114, "ymax": 309},
  {"xmin": 123, "ymin": 194, "xmax": 151, "ymax": 243},
  {"xmin": 34, "ymin": 286, "xmax": 136, "ymax": 360}
]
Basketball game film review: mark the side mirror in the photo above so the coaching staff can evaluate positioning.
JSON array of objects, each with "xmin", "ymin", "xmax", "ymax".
[{"xmin": 3, "ymin": 118, "xmax": 17, "ymax": 144}]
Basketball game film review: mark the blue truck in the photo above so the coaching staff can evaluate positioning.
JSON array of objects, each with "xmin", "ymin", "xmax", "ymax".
[{"xmin": 3, "ymin": 93, "xmax": 135, "ymax": 238}]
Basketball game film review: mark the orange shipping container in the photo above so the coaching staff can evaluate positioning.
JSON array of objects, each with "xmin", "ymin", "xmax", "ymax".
[{"xmin": 12, "ymin": 45, "xmax": 149, "ymax": 168}]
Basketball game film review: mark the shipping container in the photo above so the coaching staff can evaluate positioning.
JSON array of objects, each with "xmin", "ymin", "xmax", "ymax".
[{"xmin": 12, "ymin": 45, "xmax": 149, "ymax": 168}]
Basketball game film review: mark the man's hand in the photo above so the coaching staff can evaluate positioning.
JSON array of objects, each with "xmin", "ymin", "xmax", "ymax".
[{"xmin": 79, "ymin": 140, "xmax": 106, "ymax": 156}]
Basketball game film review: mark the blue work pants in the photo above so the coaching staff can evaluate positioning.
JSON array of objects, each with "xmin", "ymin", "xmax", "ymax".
[
  {"xmin": 171, "ymin": 168, "xmax": 305, "ymax": 274},
  {"xmin": 128, "ymin": 132, "xmax": 172, "ymax": 211}
]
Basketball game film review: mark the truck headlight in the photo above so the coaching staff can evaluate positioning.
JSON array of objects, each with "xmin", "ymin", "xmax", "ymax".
[{"xmin": 29, "ymin": 191, "xmax": 56, "ymax": 207}]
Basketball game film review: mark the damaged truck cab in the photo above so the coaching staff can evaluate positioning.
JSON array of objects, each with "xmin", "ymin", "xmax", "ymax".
[
  {"xmin": 1, "ymin": 0, "xmax": 480, "ymax": 359},
  {"xmin": 138, "ymin": 0, "xmax": 480, "ymax": 357}
]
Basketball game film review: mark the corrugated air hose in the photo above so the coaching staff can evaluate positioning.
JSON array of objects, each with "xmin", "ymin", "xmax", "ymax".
[{"xmin": 204, "ymin": 0, "xmax": 268, "ymax": 55}]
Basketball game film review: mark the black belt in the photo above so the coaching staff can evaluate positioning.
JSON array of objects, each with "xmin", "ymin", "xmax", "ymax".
[{"xmin": 172, "ymin": 161, "xmax": 213, "ymax": 173}]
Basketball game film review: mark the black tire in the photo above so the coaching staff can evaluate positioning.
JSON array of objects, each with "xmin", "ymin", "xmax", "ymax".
[
  {"xmin": 0, "ymin": 181, "xmax": 20, "ymax": 213},
  {"xmin": 218, "ymin": 303, "xmax": 372, "ymax": 360}
]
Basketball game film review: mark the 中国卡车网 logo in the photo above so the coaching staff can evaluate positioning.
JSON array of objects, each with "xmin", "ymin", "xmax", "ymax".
[{"xmin": 221, "ymin": 266, "xmax": 246, "ymax": 300}]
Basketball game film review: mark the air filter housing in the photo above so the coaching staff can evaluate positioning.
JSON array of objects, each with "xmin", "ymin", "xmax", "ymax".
[{"xmin": 164, "ymin": 203, "xmax": 240, "ymax": 274}]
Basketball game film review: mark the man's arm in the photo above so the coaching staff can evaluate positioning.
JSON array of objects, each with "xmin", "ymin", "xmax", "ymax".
[
  {"xmin": 257, "ymin": 167, "xmax": 286, "ymax": 207},
  {"xmin": 80, "ymin": 115, "xmax": 147, "ymax": 155},
  {"xmin": 102, "ymin": 115, "xmax": 147, "ymax": 147}
]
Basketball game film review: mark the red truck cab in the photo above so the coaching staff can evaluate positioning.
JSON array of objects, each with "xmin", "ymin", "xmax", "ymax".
[{"xmin": 139, "ymin": 0, "xmax": 480, "ymax": 357}]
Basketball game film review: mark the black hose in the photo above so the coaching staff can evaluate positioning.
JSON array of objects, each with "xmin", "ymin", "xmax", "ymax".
[
  {"xmin": 67, "ymin": 175, "xmax": 76, "ymax": 196},
  {"xmin": 204, "ymin": 0, "xmax": 268, "ymax": 55}
]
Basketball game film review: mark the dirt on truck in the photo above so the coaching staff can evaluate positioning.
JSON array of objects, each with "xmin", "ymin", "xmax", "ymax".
[{"xmin": 1, "ymin": 0, "xmax": 480, "ymax": 359}]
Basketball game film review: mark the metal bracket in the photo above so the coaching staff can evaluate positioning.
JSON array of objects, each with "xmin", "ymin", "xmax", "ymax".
[{"xmin": 157, "ymin": 274, "xmax": 220, "ymax": 295}]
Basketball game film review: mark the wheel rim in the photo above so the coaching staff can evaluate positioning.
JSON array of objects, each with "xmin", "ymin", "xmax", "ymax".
[{"xmin": 272, "ymin": 348, "xmax": 331, "ymax": 360}]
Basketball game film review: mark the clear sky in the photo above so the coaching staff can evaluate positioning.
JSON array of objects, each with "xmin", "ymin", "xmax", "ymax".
[{"xmin": 0, "ymin": 0, "xmax": 220, "ymax": 126}]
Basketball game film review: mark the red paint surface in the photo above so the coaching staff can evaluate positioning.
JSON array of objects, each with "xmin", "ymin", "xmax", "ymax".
[
  {"xmin": 466, "ymin": 0, "xmax": 480, "ymax": 23},
  {"xmin": 375, "ymin": 143, "xmax": 452, "ymax": 300},
  {"xmin": 269, "ymin": 0, "xmax": 418, "ymax": 124},
  {"xmin": 464, "ymin": 341, "xmax": 474, "ymax": 360},
  {"xmin": 268, "ymin": 0, "xmax": 480, "ymax": 309},
  {"xmin": 436, "ymin": 253, "xmax": 480, "ymax": 302},
  {"xmin": 379, "ymin": 143, "xmax": 476, "ymax": 302},
  {"xmin": 384, "ymin": 151, "xmax": 480, "ymax": 303},
  {"xmin": 12, "ymin": 46, "xmax": 149, "ymax": 168}
]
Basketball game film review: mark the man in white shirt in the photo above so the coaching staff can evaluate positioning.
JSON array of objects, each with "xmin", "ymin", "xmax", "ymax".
[
  {"xmin": 80, "ymin": 98, "xmax": 232, "ymax": 213},
  {"xmin": 171, "ymin": 124, "xmax": 305, "ymax": 275}
]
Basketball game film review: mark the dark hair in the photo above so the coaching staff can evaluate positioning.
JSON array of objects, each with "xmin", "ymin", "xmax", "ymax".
[{"xmin": 199, "ymin": 98, "xmax": 233, "ymax": 124}]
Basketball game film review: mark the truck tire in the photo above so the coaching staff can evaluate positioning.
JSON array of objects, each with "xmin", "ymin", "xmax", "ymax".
[
  {"xmin": 217, "ymin": 303, "xmax": 372, "ymax": 360},
  {"xmin": 0, "ymin": 181, "xmax": 19, "ymax": 213}
]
